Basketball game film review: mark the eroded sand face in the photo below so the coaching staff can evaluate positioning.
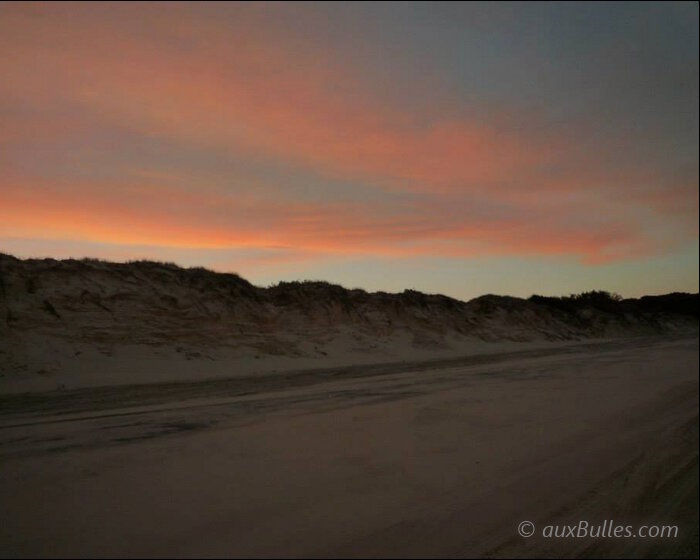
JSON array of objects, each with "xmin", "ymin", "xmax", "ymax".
[{"xmin": 1, "ymin": 336, "xmax": 698, "ymax": 558}]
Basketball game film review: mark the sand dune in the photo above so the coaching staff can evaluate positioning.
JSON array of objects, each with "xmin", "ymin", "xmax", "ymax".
[
  {"xmin": 1, "ymin": 254, "xmax": 697, "ymax": 393},
  {"xmin": 0, "ymin": 254, "xmax": 697, "ymax": 557}
]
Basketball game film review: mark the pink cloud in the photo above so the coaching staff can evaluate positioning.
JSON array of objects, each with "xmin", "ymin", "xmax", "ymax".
[{"xmin": 0, "ymin": 2, "xmax": 696, "ymax": 266}]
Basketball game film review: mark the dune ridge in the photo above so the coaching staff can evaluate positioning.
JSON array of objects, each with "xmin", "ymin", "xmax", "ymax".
[{"xmin": 0, "ymin": 253, "xmax": 697, "ymax": 391}]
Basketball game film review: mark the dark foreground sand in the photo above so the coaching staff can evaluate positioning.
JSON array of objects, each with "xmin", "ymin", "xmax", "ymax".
[{"xmin": 1, "ymin": 336, "xmax": 698, "ymax": 558}]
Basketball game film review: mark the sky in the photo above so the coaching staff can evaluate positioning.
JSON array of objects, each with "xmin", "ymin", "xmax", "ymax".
[{"xmin": 1, "ymin": 1, "xmax": 698, "ymax": 300}]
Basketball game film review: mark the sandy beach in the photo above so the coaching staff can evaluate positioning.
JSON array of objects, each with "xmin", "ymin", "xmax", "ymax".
[{"xmin": 1, "ymin": 335, "xmax": 697, "ymax": 558}]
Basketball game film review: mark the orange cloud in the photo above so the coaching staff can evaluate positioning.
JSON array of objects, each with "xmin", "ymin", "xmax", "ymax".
[
  {"xmin": 1, "ymin": 171, "xmax": 664, "ymax": 266},
  {"xmin": 0, "ymin": 3, "xmax": 555, "ymax": 192},
  {"xmin": 0, "ymin": 2, "xmax": 696, "ymax": 267}
]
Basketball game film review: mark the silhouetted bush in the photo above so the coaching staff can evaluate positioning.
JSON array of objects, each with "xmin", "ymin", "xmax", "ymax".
[
  {"xmin": 633, "ymin": 293, "xmax": 699, "ymax": 317},
  {"xmin": 530, "ymin": 290, "xmax": 699, "ymax": 317}
]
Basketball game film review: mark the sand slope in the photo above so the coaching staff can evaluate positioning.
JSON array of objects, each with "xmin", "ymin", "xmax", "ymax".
[{"xmin": 1, "ymin": 254, "xmax": 697, "ymax": 392}]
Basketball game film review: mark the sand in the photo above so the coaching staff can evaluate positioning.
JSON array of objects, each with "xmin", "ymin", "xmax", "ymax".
[
  {"xmin": 3, "ymin": 255, "xmax": 697, "ymax": 396},
  {"xmin": 0, "ymin": 335, "xmax": 698, "ymax": 558}
]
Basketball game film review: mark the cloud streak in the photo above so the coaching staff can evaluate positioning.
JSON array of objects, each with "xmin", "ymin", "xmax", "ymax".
[{"xmin": 0, "ymin": 2, "xmax": 697, "ymax": 281}]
